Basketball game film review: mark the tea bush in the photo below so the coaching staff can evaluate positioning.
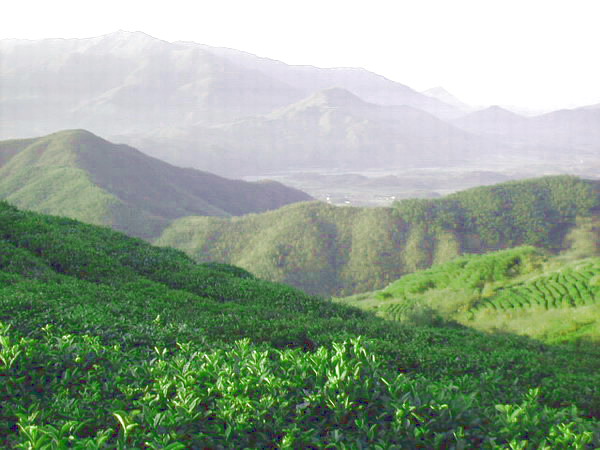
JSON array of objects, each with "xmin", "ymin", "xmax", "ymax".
[{"xmin": 1, "ymin": 201, "xmax": 600, "ymax": 447}]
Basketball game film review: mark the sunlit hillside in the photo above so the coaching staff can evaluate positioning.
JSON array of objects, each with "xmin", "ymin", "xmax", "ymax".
[{"xmin": 1, "ymin": 201, "xmax": 599, "ymax": 447}]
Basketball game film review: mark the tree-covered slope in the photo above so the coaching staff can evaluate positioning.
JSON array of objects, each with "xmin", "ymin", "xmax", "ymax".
[
  {"xmin": 1, "ymin": 201, "xmax": 600, "ymax": 447},
  {"xmin": 0, "ymin": 130, "xmax": 311, "ymax": 238},
  {"xmin": 157, "ymin": 176, "xmax": 600, "ymax": 296}
]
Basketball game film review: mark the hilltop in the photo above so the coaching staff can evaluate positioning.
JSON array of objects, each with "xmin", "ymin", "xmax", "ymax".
[
  {"xmin": 157, "ymin": 176, "xmax": 600, "ymax": 295},
  {"xmin": 1, "ymin": 201, "xmax": 599, "ymax": 446},
  {"xmin": 0, "ymin": 130, "xmax": 311, "ymax": 238}
]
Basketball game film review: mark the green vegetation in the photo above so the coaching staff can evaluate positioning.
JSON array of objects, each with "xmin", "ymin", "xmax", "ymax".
[
  {"xmin": 2, "ymin": 201, "xmax": 600, "ymax": 447},
  {"xmin": 337, "ymin": 246, "xmax": 600, "ymax": 344},
  {"xmin": 474, "ymin": 259, "xmax": 600, "ymax": 312},
  {"xmin": 0, "ymin": 130, "xmax": 311, "ymax": 239},
  {"xmin": 157, "ymin": 202, "xmax": 410, "ymax": 295},
  {"xmin": 393, "ymin": 175, "xmax": 600, "ymax": 249},
  {"xmin": 2, "ymin": 134, "xmax": 597, "ymax": 300},
  {"xmin": 158, "ymin": 175, "xmax": 599, "ymax": 296}
]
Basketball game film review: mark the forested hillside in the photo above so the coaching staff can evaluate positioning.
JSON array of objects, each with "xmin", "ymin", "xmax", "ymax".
[
  {"xmin": 1, "ymin": 201, "xmax": 599, "ymax": 447},
  {"xmin": 0, "ymin": 130, "xmax": 311, "ymax": 238},
  {"xmin": 157, "ymin": 176, "xmax": 600, "ymax": 296}
]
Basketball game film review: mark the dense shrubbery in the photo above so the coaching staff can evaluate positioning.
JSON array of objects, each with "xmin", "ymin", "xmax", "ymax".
[
  {"xmin": 3, "ymin": 323, "xmax": 600, "ymax": 448},
  {"xmin": 2, "ymin": 201, "xmax": 600, "ymax": 447},
  {"xmin": 377, "ymin": 246, "xmax": 543, "ymax": 300}
]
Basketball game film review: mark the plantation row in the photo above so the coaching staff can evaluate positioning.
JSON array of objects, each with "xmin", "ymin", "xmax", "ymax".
[
  {"xmin": 475, "ymin": 260, "xmax": 600, "ymax": 312},
  {"xmin": 376, "ymin": 246, "xmax": 543, "ymax": 301}
]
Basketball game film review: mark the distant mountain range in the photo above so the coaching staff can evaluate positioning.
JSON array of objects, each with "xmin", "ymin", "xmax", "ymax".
[
  {"xmin": 0, "ymin": 130, "xmax": 311, "ymax": 238},
  {"xmin": 453, "ymin": 105, "xmax": 600, "ymax": 159},
  {"xmin": 422, "ymin": 86, "xmax": 474, "ymax": 113},
  {"xmin": 134, "ymin": 87, "xmax": 498, "ymax": 176},
  {"xmin": 1, "ymin": 30, "xmax": 599, "ymax": 178},
  {"xmin": 0, "ymin": 31, "xmax": 461, "ymax": 137}
]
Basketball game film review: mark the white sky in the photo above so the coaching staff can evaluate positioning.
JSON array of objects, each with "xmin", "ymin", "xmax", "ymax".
[{"xmin": 2, "ymin": 0, "xmax": 600, "ymax": 111}]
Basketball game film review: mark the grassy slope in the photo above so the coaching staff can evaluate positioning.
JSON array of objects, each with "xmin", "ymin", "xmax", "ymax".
[
  {"xmin": 0, "ymin": 130, "xmax": 312, "ymax": 238},
  {"xmin": 336, "ymin": 243, "xmax": 600, "ymax": 344},
  {"xmin": 157, "ymin": 176, "xmax": 600, "ymax": 296},
  {"xmin": 1, "ymin": 201, "xmax": 600, "ymax": 447}
]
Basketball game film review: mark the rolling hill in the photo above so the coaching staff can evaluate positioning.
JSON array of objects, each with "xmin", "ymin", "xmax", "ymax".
[
  {"xmin": 0, "ymin": 130, "xmax": 311, "ymax": 238},
  {"xmin": 336, "ymin": 246, "xmax": 600, "ymax": 344},
  {"xmin": 156, "ymin": 176, "xmax": 600, "ymax": 296},
  {"xmin": 1, "ymin": 200, "xmax": 599, "ymax": 447}
]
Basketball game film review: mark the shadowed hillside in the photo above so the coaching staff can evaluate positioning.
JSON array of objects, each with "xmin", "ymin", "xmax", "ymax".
[{"xmin": 0, "ymin": 130, "xmax": 311, "ymax": 238}]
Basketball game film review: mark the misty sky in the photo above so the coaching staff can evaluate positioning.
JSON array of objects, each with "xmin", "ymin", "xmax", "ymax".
[{"xmin": 2, "ymin": 0, "xmax": 599, "ymax": 111}]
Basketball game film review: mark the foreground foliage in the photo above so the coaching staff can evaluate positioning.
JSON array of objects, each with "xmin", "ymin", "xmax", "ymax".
[
  {"xmin": 1, "ymin": 201, "xmax": 600, "ymax": 447},
  {"xmin": 3, "ymin": 324, "xmax": 599, "ymax": 448}
]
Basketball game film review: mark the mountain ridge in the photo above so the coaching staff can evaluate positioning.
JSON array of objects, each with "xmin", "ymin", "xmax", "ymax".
[
  {"xmin": 141, "ymin": 87, "xmax": 496, "ymax": 176},
  {"xmin": 0, "ymin": 130, "xmax": 311, "ymax": 238}
]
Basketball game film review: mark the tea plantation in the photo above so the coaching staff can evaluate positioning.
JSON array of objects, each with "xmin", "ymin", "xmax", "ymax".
[{"xmin": 1, "ymin": 201, "xmax": 600, "ymax": 447}]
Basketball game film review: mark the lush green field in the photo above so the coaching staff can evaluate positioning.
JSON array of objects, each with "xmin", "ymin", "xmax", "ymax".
[
  {"xmin": 0, "ymin": 130, "xmax": 311, "ymax": 239},
  {"xmin": 158, "ymin": 175, "xmax": 600, "ymax": 296},
  {"xmin": 1, "ymin": 201, "xmax": 600, "ymax": 447},
  {"xmin": 337, "ymin": 245, "xmax": 600, "ymax": 344}
]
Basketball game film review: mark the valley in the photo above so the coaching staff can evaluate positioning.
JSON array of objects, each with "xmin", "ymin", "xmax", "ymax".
[{"xmin": 243, "ymin": 158, "xmax": 600, "ymax": 207}]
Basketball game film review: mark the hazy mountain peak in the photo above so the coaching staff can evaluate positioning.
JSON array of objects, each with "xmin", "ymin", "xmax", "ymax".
[
  {"xmin": 422, "ymin": 86, "xmax": 473, "ymax": 112},
  {"xmin": 294, "ymin": 87, "xmax": 367, "ymax": 109},
  {"xmin": 307, "ymin": 87, "xmax": 366, "ymax": 107},
  {"xmin": 266, "ymin": 87, "xmax": 368, "ymax": 120},
  {"xmin": 107, "ymin": 29, "xmax": 154, "ymax": 38},
  {"xmin": 581, "ymin": 102, "xmax": 600, "ymax": 110},
  {"xmin": 469, "ymin": 105, "xmax": 526, "ymax": 120}
]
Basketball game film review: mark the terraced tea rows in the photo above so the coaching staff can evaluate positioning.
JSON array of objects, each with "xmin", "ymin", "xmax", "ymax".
[{"xmin": 474, "ymin": 259, "xmax": 600, "ymax": 312}]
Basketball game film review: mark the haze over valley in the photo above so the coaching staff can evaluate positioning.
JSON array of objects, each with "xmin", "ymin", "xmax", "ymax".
[{"xmin": 2, "ymin": 31, "xmax": 599, "ymax": 205}]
